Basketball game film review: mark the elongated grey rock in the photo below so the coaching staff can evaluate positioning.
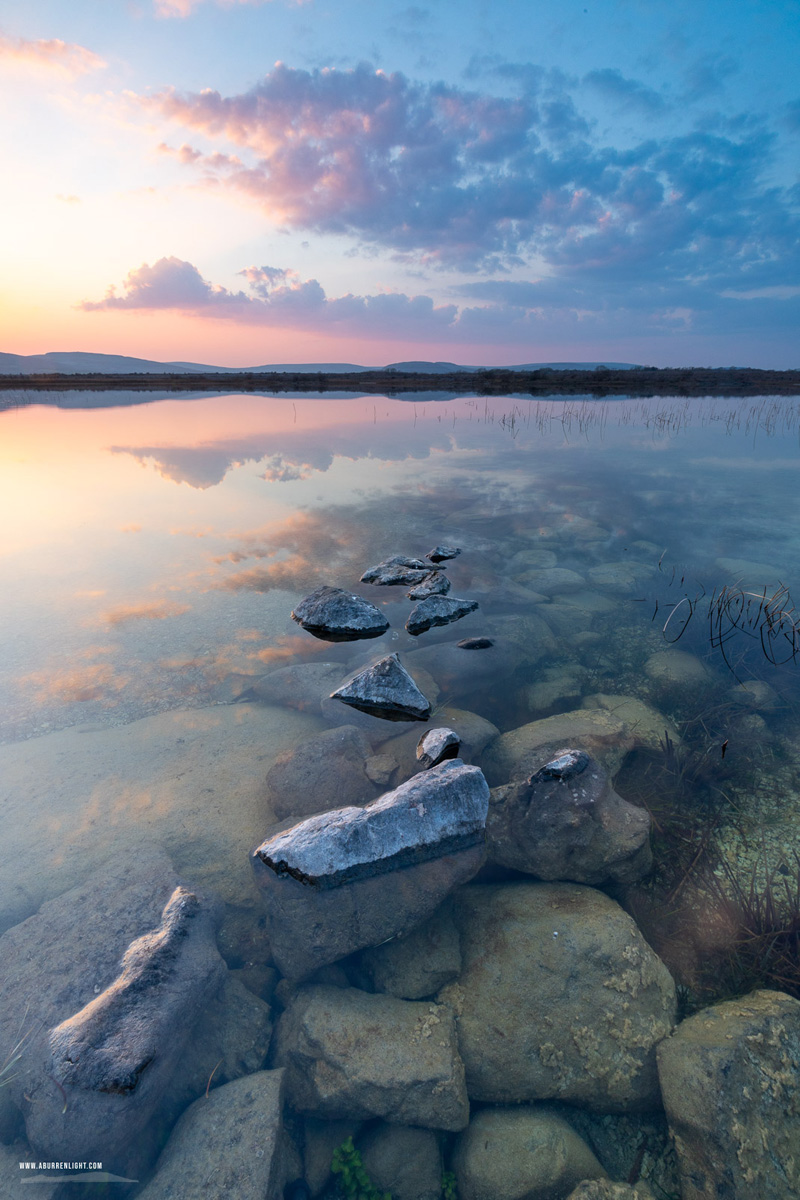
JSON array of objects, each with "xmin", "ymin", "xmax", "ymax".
[
  {"xmin": 252, "ymin": 760, "xmax": 489, "ymax": 979},
  {"xmin": 407, "ymin": 571, "xmax": 452, "ymax": 599},
  {"xmin": 361, "ymin": 556, "xmax": 431, "ymax": 585},
  {"xmin": 406, "ymin": 596, "xmax": 479, "ymax": 636},
  {"xmin": 291, "ymin": 586, "xmax": 389, "ymax": 641},
  {"xmin": 331, "ymin": 653, "xmax": 431, "ymax": 721},
  {"xmin": 417, "ymin": 727, "xmax": 461, "ymax": 768},
  {"xmin": 427, "ymin": 545, "xmax": 461, "ymax": 562}
]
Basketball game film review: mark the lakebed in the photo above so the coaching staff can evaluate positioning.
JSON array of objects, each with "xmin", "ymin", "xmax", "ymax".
[{"xmin": 1, "ymin": 391, "xmax": 799, "ymax": 1199}]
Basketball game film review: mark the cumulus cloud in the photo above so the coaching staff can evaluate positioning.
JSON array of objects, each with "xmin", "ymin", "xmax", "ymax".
[
  {"xmin": 82, "ymin": 255, "xmax": 460, "ymax": 339},
  {"xmin": 136, "ymin": 61, "xmax": 800, "ymax": 290},
  {"xmin": 0, "ymin": 32, "xmax": 106, "ymax": 77}
]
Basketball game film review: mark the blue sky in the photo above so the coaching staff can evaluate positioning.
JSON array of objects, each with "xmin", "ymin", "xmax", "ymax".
[{"xmin": 1, "ymin": 0, "xmax": 798, "ymax": 365}]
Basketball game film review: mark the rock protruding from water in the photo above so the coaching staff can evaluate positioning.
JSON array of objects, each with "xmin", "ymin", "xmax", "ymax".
[
  {"xmin": 361, "ymin": 556, "xmax": 431, "ymax": 585},
  {"xmin": 406, "ymin": 596, "xmax": 479, "ymax": 636},
  {"xmin": 291, "ymin": 586, "xmax": 389, "ymax": 641},
  {"xmin": 657, "ymin": 990, "xmax": 800, "ymax": 1200},
  {"xmin": 427, "ymin": 545, "xmax": 461, "ymax": 563},
  {"xmin": 439, "ymin": 882, "xmax": 676, "ymax": 1111},
  {"xmin": 486, "ymin": 750, "xmax": 652, "ymax": 885},
  {"xmin": 272, "ymin": 986, "xmax": 469, "ymax": 1130},
  {"xmin": 27, "ymin": 883, "xmax": 225, "ymax": 1169},
  {"xmin": 331, "ymin": 653, "xmax": 431, "ymax": 721},
  {"xmin": 407, "ymin": 572, "xmax": 452, "ymax": 599},
  {"xmin": 252, "ymin": 760, "xmax": 489, "ymax": 979},
  {"xmin": 417, "ymin": 727, "xmax": 461, "ymax": 768}
]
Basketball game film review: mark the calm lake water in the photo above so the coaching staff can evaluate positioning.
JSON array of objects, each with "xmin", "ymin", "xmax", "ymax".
[{"xmin": 2, "ymin": 390, "xmax": 800, "ymax": 1193}]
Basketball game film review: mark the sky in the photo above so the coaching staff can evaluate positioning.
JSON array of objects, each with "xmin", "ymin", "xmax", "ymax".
[{"xmin": 0, "ymin": 0, "xmax": 798, "ymax": 367}]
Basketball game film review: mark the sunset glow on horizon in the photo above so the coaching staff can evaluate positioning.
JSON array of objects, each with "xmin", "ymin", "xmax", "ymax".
[{"xmin": 2, "ymin": 0, "xmax": 799, "ymax": 368}]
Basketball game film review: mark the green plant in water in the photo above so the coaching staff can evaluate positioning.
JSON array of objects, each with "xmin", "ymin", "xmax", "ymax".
[
  {"xmin": 331, "ymin": 1137, "xmax": 391, "ymax": 1200},
  {"xmin": 441, "ymin": 1169, "xmax": 458, "ymax": 1200}
]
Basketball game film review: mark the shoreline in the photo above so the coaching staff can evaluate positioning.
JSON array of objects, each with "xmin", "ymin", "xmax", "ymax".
[{"xmin": 1, "ymin": 365, "xmax": 799, "ymax": 396}]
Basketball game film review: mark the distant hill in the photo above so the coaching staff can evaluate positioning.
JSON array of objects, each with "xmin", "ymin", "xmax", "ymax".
[{"xmin": 0, "ymin": 350, "xmax": 641, "ymax": 375}]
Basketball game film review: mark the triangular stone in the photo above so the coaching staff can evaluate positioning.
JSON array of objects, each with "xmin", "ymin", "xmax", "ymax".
[{"xmin": 331, "ymin": 653, "xmax": 431, "ymax": 721}]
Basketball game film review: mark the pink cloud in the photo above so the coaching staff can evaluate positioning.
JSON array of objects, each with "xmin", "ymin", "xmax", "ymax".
[{"xmin": 0, "ymin": 33, "xmax": 106, "ymax": 77}]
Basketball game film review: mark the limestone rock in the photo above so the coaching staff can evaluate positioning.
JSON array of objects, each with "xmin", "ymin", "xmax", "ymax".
[
  {"xmin": 406, "ymin": 596, "xmax": 479, "ymax": 636},
  {"xmin": 656, "ymin": 990, "xmax": 800, "ymax": 1200},
  {"xmin": 331, "ymin": 653, "xmax": 432, "ymax": 721},
  {"xmin": 361, "ymin": 556, "xmax": 430, "ymax": 585},
  {"xmin": 359, "ymin": 1123, "xmax": 443, "ymax": 1200},
  {"xmin": 27, "ymin": 887, "xmax": 225, "ymax": 1169},
  {"xmin": 480, "ymin": 708, "xmax": 635, "ymax": 784},
  {"xmin": 136, "ymin": 1071, "xmax": 289, "ymax": 1200},
  {"xmin": 644, "ymin": 650, "xmax": 717, "ymax": 691},
  {"xmin": 379, "ymin": 707, "xmax": 499, "ymax": 781},
  {"xmin": 519, "ymin": 567, "xmax": 586, "ymax": 595},
  {"xmin": 272, "ymin": 986, "xmax": 469, "ymax": 1130},
  {"xmin": 408, "ymin": 572, "xmax": 452, "ymax": 599},
  {"xmin": 246, "ymin": 662, "xmax": 345, "ymax": 711},
  {"xmin": 486, "ymin": 750, "xmax": 652, "ymax": 885},
  {"xmin": 452, "ymin": 1107, "xmax": 607, "ymax": 1200},
  {"xmin": 427, "ymin": 545, "xmax": 461, "ymax": 562},
  {"xmin": 0, "ymin": 848, "xmax": 225, "ymax": 1175},
  {"xmin": 357, "ymin": 899, "xmax": 461, "ymax": 999},
  {"xmin": 252, "ymin": 760, "xmax": 489, "ymax": 979},
  {"xmin": 417, "ymin": 727, "xmax": 461, "ymax": 768},
  {"xmin": 265, "ymin": 725, "xmax": 379, "ymax": 822},
  {"xmin": 581, "ymin": 694, "xmax": 678, "ymax": 755},
  {"xmin": 292, "ymin": 586, "xmax": 389, "ymax": 641},
  {"xmin": 158, "ymin": 973, "xmax": 273, "ymax": 1126},
  {"xmin": 566, "ymin": 1183, "xmax": 655, "ymax": 1200},
  {"xmin": 440, "ymin": 882, "xmax": 676, "ymax": 1110}
]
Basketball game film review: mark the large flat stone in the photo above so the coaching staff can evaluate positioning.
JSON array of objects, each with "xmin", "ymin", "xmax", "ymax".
[
  {"xmin": 252, "ymin": 761, "xmax": 489, "ymax": 979},
  {"xmin": 361, "ymin": 556, "xmax": 431, "ymax": 585},
  {"xmin": 406, "ymin": 596, "xmax": 479, "ymax": 636}
]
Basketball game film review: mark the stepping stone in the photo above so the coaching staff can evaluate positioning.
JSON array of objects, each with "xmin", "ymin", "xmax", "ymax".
[
  {"xmin": 361, "ymin": 556, "xmax": 431, "ymax": 585},
  {"xmin": 291, "ymin": 586, "xmax": 389, "ymax": 641},
  {"xmin": 406, "ymin": 596, "xmax": 479, "ymax": 636},
  {"xmin": 331, "ymin": 653, "xmax": 431, "ymax": 721},
  {"xmin": 427, "ymin": 546, "xmax": 461, "ymax": 563},
  {"xmin": 417, "ymin": 727, "xmax": 461, "ymax": 768},
  {"xmin": 407, "ymin": 572, "xmax": 451, "ymax": 599}
]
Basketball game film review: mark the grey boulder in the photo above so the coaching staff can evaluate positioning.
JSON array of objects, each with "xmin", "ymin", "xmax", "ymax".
[
  {"xmin": 331, "ymin": 652, "xmax": 432, "ymax": 721},
  {"xmin": 252, "ymin": 760, "xmax": 489, "ymax": 980},
  {"xmin": 439, "ymin": 882, "xmax": 676, "ymax": 1111},
  {"xmin": 136, "ymin": 1071, "xmax": 290, "ymax": 1200},
  {"xmin": 359, "ymin": 1123, "xmax": 443, "ymax": 1200},
  {"xmin": 417, "ymin": 726, "xmax": 461, "ymax": 768},
  {"xmin": 656, "ymin": 989, "xmax": 800, "ymax": 1200},
  {"xmin": 361, "ymin": 556, "xmax": 430, "ymax": 585},
  {"xmin": 407, "ymin": 571, "xmax": 452, "ymax": 599},
  {"xmin": 406, "ymin": 596, "xmax": 479, "ymax": 636},
  {"xmin": 357, "ymin": 899, "xmax": 462, "ymax": 999},
  {"xmin": 30, "ymin": 888, "xmax": 225, "ymax": 1168},
  {"xmin": 291, "ymin": 586, "xmax": 389, "ymax": 641},
  {"xmin": 272, "ymin": 985, "xmax": 469, "ymax": 1130},
  {"xmin": 264, "ymin": 724, "xmax": 379, "ymax": 822},
  {"xmin": 427, "ymin": 545, "xmax": 461, "ymax": 562},
  {"xmin": 452, "ymin": 1107, "xmax": 607, "ymax": 1200},
  {"xmin": 486, "ymin": 749, "xmax": 652, "ymax": 885}
]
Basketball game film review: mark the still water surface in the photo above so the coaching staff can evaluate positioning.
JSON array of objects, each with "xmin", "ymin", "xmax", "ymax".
[{"xmin": 1, "ymin": 390, "xmax": 800, "ymax": 1192}]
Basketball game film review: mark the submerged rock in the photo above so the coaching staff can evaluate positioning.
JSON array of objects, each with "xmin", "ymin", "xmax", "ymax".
[
  {"xmin": 136, "ymin": 1071, "xmax": 289, "ymax": 1200},
  {"xmin": 407, "ymin": 571, "xmax": 452, "ymax": 599},
  {"xmin": 404, "ymin": 637, "xmax": 518, "ymax": 703},
  {"xmin": 252, "ymin": 760, "xmax": 489, "ymax": 979},
  {"xmin": 272, "ymin": 986, "xmax": 469, "ymax": 1130},
  {"xmin": 480, "ymin": 707, "xmax": 636, "ymax": 783},
  {"xmin": 27, "ymin": 884, "xmax": 225, "ymax": 1170},
  {"xmin": 417, "ymin": 726, "xmax": 461, "ymax": 768},
  {"xmin": 453, "ymin": 1107, "xmax": 607, "ymax": 1200},
  {"xmin": 291, "ymin": 586, "xmax": 389, "ymax": 641},
  {"xmin": 457, "ymin": 636, "xmax": 493, "ymax": 649},
  {"xmin": 657, "ymin": 990, "xmax": 800, "ymax": 1200},
  {"xmin": 357, "ymin": 899, "xmax": 462, "ymax": 1000},
  {"xmin": 331, "ymin": 652, "xmax": 432, "ymax": 721},
  {"xmin": 361, "ymin": 556, "xmax": 431, "ymax": 585},
  {"xmin": 486, "ymin": 749, "xmax": 652, "ymax": 886},
  {"xmin": 379, "ymin": 706, "xmax": 499, "ymax": 781},
  {"xmin": 359, "ymin": 1123, "xmax": 443, "ymax": 1200},
  {"xmin": 427, "ymin": 545, "xmax": 461, "ymax": 563},
  {"xmin": 439, "ymin": 882, "xmax": 676, "ymax": 1111},
  {"xmin": 245, "ymin": 662, "xmax": 345, "ymax": 711},
  {"xmin": 406, "ymin": 596, "xmax": 479, "ymax": 636},
  {"xmin": 264, "ymin": 724, "xmax": 378, "ymax": 822}
]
